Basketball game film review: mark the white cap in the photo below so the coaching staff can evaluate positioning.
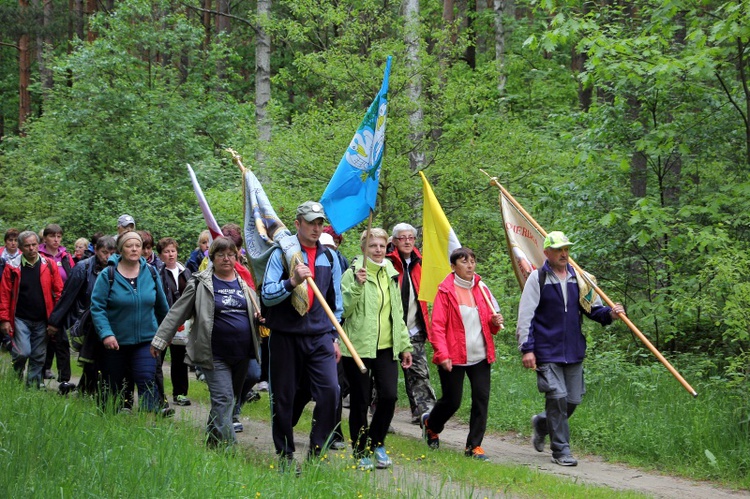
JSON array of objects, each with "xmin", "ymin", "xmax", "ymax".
[{"xmin": 319, "ymin": 233, "xmax": 336, "ymax": 248}]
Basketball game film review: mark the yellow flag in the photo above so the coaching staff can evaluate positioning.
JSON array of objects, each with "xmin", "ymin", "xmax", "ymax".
[{"xmin": 418, "ymin": 172, "xmax": 461, "ymax": 303}]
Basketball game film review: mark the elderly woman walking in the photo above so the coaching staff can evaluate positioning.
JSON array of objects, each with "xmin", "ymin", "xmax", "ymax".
[
  {"xmin": 151, "ymin": 237, "xmax": 259, "ymax": 446},
  {"xmin": 90, "ymin": 231, "xmax": 169, "ymax": 412},
  {"xmin": 420, "ymin": 247, "xmax": 503, "ymax": 461},
  {"xmin": 341, "ymin": 228, "xmax": 413, "ymax": 471}
]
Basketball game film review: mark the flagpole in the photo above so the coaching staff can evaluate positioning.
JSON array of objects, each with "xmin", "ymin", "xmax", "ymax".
[
  {"xmin": 481, "ymin": 170, "xmax": 698, "ymax": 397},
  {"xmin": 478, "ymin": 283, "xmax": 504, "ymax": 330}
]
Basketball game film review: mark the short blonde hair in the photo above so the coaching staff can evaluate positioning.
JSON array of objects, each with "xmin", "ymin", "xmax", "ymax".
[
  {"xmin": 74, "ymin": 237, "xmax": 89, "ymax": 249},
  {"xmin": 197, "ymin": 229, "xmax": 210, "ymax": 246},
  {"xmin": 359, "ymin": 228, "xmax": 389, "ymax": 252}
]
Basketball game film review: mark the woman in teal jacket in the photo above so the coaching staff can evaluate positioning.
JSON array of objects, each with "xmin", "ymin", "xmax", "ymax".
[
  {"xmin": 341, "ymin": 227, "xmax": 412, "ymax": 471},
  {"xmin": 90, "ymin": 231, "xmax": 169, "ymax": 412}
]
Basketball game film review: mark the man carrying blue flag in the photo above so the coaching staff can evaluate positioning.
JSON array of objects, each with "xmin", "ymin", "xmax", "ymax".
[{"xmin": 261, "ymin": 201, "xmax": 343, "ymax": 474}]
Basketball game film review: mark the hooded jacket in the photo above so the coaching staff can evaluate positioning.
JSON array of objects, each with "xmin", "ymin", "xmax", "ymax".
[
  {"xmin": 151, "ymin": 269, "xmax": 259, "ymax": 369},
  {"xmin": 90, "ymin": 254, "xmax": 169, "ymax": 345},
  {"xmin": 429, "ymin": 272, "xmax": 500, "ymax": 366},
  {"xmin": 341, "ymin": 255, "xmax": 412, "ymax": 360}
]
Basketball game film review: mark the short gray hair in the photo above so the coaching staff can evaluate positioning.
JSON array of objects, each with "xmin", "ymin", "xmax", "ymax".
[
  {"xmin": 391, "ymin": 223, "xmax": 417, "ymax": 240},
  {"xmin": 18, "ymin": 230, "xmax": 39, "ymax": 246}
]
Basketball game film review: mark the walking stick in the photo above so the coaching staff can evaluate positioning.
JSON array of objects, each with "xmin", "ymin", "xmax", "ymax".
[
  {"xmin": 227, "ymin": 148, "xmax": 367, "ymax": 373},
  {"xmin": 481, "ymin": 170, "xmax": 698, "ymax": 397}
]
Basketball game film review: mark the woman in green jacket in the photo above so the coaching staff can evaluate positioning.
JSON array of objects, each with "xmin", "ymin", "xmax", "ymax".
[{"xmin": 341, "ymin": 227, "xmax": 412, "ymax": 471}]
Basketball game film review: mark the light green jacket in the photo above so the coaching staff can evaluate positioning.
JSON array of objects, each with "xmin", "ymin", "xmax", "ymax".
[
  {"xmin": 151, "ymin": 269, "xmax": 259, "ymax": 369},
  {"xmin": 341, "ymin": 256, "xmax": 412, "ymax": 360}
]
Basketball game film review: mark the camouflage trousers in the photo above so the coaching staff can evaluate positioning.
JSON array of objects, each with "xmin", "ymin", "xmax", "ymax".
[{"xmin": 403, "ymin": 332, "xmax": 436, "ymax": 419}]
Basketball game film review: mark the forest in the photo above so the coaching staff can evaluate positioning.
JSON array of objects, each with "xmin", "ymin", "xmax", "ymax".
[{"xmin": 1, "ymin": 0, "xmax": 749, "ymax": 386}]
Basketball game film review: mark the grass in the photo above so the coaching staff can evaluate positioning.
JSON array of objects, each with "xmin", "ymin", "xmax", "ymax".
[
  {"xmin": 159, "ymin": 340, "xmax": 750, "ymax": 490},
  {"xmin": 429, "ymin": 340, "xmax": 750, "ymax": 490},
  {"xmin": 0, "ymin": 356, "xmax": 644, "ymax": 498}
]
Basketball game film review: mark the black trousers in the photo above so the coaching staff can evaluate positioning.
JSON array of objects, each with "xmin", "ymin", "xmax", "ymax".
[
  {"xmin": 342, "ymin": 348, "xmax": 399, "ymax": 456},
  {"xmin": 429, "ymin": 359, "xmax": 491, "ymax": 450},
  {"xmin": 268, "ymin": 331, "xmax": 339, "ymax": 457},
  {"xmin": 44, "ymin": 328, "xmax": 71, "ymax": 382}
]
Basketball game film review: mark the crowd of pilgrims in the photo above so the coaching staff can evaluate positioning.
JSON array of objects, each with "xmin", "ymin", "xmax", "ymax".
[{"xmin": 0, "ymin": 206, "xmax": 504, "ymax": 473}]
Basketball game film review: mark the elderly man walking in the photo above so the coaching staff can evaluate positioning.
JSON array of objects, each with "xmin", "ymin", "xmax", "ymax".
[
  {"xmin": 516, "ymin": 231, "xmax": 624, "ymax": 467},
  {"xmin": 0, "ymin": 231, "xmax": 63, "ymax": 387},
  {"xmin": 385, "ymin": 223, "xmax": 436, "ymax": 424}
]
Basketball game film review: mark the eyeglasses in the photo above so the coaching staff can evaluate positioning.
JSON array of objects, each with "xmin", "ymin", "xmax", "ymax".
[
  {"xmin": 215, "ymin": 253, "xmax": 236, "ymax": 260},
  {"xmin": 395, "ymin": 236, "xmax": 415, "ymax": 242}
]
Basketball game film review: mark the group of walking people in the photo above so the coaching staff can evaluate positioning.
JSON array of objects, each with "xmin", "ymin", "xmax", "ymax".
[{"xmin": 0, "ymin": 202, "xmax": 625, "ymax": 472}]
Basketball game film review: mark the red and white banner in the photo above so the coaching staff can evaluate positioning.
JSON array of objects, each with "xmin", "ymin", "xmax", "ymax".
[{"xmin": 500, "ymin": 192, "xmax": 545, "ymax": 290}]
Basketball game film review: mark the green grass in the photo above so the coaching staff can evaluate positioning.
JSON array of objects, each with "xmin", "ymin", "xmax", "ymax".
[
  {"xmin": 33, "ymin": 337, "xmax": 750, "ymax": 493},
  {"xmin": 0, "ymin": 357, "xmax": 643, "ymax": 498},
  {"xmin": 415, "ymin": 340, "xmax": 750, "ymax": 490}
]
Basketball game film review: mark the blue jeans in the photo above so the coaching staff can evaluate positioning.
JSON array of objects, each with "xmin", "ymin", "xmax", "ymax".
[
  {"xmin": 100, "ymin": 342, "xmax": 159, "ymax": 412},
  {"xmin": 203, "ymin": 357, "xmax": 249, "ymax": 445},
  {"xmin": 11, "ymin": 318, "xmax": 48, "ymax": 387}
]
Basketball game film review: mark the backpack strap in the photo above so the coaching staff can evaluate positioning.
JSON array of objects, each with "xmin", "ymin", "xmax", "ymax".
[
  {"xmin": 538, "ymin": 269, "xmax": 547, "ymax": 293},
  {"xmin": 61, "ymin": 254, "xmax": 73, "ymax": 276}
]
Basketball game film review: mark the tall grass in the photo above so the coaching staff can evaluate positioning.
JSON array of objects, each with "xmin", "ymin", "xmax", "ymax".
[{"xmin": 0, "ymin": 359, "xmax": 641, "ymax": 498}]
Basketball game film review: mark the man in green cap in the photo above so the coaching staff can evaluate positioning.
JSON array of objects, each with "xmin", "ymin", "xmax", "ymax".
[{"xmin": 516, "ymin": 231, "xmax": 625, "ymax": 467}]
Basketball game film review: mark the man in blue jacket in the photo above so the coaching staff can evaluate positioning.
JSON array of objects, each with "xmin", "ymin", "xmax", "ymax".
[
  {"xmin": 261, "ymin": 201, "xmax": 343, "ymax": 473},
  {"xmin": 516, "ymin": 231, "xmax": 624, "ymax": 467}
]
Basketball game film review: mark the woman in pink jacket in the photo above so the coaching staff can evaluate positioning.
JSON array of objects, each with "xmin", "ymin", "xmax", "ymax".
[{"xmin": 420, "ymin": 247, "xmax": 503, "ymax": 461}]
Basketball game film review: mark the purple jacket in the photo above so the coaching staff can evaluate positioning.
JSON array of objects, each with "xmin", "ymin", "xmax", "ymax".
[{"xmin": 516, "ymin": 262, "xmax": 612, "ymax": 364}]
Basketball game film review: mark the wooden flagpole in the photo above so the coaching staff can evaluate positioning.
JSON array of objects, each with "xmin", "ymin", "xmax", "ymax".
[
  {"xmin": 477, "ymin": 283, "xmax": 504, "ymax": 330},
  {"xmin": 481, "ymin": 170, "xmax": 698, "ymax": 397},
  {"xmin": 228, "ymin": 148, "xmax": 367, "ymax": 373}
]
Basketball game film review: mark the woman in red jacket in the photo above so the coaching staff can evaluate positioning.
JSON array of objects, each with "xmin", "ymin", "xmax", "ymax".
[{"xmin": 420, "ymin": 247, "xmax": 503, "ymax": 461}]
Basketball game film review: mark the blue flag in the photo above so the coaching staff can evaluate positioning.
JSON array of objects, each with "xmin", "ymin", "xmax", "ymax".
[{"xmin": 320, "ymin": 56, "xmax": 391, "ymax": 234}]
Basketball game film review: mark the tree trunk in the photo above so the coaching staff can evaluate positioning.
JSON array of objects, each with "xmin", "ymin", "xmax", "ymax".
[
  {"xmin": 255, "ymin": 0, "xmax": 272, "ymax": 165},
  {"xmin": 404, "ymin": 0, "xmax": 424, "ymax": 171},
  {"xmin": 493, "ymin": 0, "xmax": 513, "ymax": 97},
  {"xmin": 18, "ymin": 0, "xmax": 31, "ymax": 132},
  {"xmin": 464, "ymin": 0, "xmax": 475, "ymax": 69},
  {"xmin": 86, "ymin": 0, "xmax": 98, "ymax": 42},
  {"xmin": 215, "ymin": 0, "xmax": 230, "ymax": 82},
  {"xmin": 38, "ymin": 0, "xmax": 54, "ymax": 103}
]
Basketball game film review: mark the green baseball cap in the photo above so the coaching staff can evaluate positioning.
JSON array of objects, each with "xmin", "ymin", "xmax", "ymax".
[
  {"xmin": 296, "ymin": 201, "xmax": 327, "ymax": 222},
  {"xmin": 544, "ymin": 231, "xmax": 574, "ymax": 249}
]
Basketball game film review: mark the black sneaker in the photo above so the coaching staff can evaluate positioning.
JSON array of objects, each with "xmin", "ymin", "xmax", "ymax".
[
  {"xmin": 58, "ymin": 382, "xmax": 76, "ymax": 395},
  {"xmin": 531, "ymin": 415, "xmax": 546, "ymax": 452},
  {"xmin": 552, "ymin": 455, "xmax": 578, "ymax": 467},
  {"xmin": 232, "ymin": 417, "xmax": 244, "ymax": 433},
  {"xmin": 173, "ymin": 395, "xmax": 191, "ymax": 406},
  {"xmin": 159, "ymin": 407, "xmax": 175, "ymax": 418},
  {"xmin": 278, "ymin": 455, "xmax": 302, "ymax": 476},
  {"xmin": 245, "ymin": 390, "xmax": 261, "ymax": 403},
  {"xmin": 420, "ymin": 412, "xmax": 440, "ymax": 450}
]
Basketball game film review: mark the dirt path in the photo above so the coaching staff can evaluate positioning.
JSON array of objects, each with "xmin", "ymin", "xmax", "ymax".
[
  {"xmin": 164, "ymin": 387, "xmax": 747, "ymax": 499},
  {"xmin": 57, "ymin": 370, "xmax": 749, "ymax": 498}
]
